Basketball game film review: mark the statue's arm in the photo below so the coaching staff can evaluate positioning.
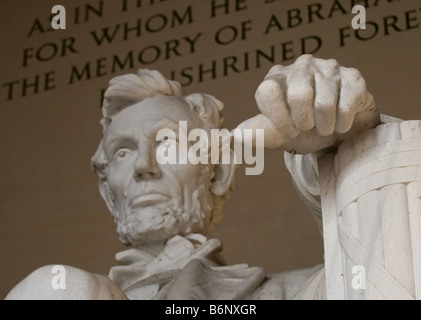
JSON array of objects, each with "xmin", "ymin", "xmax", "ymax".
[
  {"xmin": 283, "ymin": 114, "xmax": 403, "ymax": 231},
  {"xmin": 233, "ymin": 55, "xmax": 396, "ymax": 228},
  {"xmin": 235, "ymin": 54, "xmax": 382, "ymax": 200},
  {"xmin": 5, "ymin": 265, "xmax": 127, "ymax": 300}
]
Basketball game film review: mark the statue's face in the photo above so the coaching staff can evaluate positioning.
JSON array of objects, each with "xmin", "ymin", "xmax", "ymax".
[{"xmin": 102, "ymin": 94, "xmax": 214, "ymax": 246}]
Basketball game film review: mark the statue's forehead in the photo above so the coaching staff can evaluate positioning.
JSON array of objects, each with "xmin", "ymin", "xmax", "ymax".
[{"xmin": 104, "ymin": 95, "xmax": 201, "ymax": 137}]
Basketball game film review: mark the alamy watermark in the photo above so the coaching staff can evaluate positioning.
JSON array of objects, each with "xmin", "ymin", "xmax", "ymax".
[
  {"xmin": 51, "ymin": 5, "xmax": 66, "ymax": 30},
  {"xmin": 352, "ymin": 5, "xmax": 366, "ymax": 30},
  {"xmin": 351, "ymin": 265, "xmax": 366, "ymax": 290},
  {"xmin": 155, "ymin": 121, "xmax": 265, "ymax": 175},
  {"xmin": 51, "ymin": 265, "xmax": 66, "ymax": 290}
]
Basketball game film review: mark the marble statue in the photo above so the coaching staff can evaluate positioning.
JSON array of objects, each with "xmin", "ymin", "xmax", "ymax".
[{"xmin": 5, "ymin": 54, "xmax": 421, "ymax": 300}]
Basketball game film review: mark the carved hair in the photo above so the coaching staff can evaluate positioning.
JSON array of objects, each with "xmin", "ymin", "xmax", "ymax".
[
  {"xmin": 100, "ymin": 69, "xmax": 224, "ymax": 131},
  {"xmin": 91, "ymin": 69, "xmax": 231, "ymax": 236}
]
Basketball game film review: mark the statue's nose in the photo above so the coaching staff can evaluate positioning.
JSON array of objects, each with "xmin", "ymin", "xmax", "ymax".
[{"xmin": 133, "ymin": 145, "xmax": 161, "ymax": 180}]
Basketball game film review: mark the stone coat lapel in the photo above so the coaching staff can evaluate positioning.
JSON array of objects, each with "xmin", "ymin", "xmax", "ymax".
[{"xmin": 108, "ymin": 234, "xmax": 264, "ymax": 299}]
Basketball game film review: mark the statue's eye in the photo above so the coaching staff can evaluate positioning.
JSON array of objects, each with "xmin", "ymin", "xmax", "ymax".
[{"xmin": 114, "ymin": 148, "xmax": 131, "ymax": 161}]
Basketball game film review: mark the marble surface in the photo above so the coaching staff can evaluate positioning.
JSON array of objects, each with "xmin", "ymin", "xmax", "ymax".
[{"xmin": 6, "ymin": 55, "xmax": 419, "ymax": 299}]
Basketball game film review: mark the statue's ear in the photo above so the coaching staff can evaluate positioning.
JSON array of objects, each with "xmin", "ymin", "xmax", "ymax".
[
  {"xmin": 98, "ymin": 179, "xmax": 115, "ymax": 213},
  {"xmin": 210, "ymin": 149, "xmax": 236, "ymax": 197}
]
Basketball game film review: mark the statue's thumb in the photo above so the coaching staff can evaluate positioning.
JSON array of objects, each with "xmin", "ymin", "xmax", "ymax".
[{"xmin": 233, "ymin": 114, "xmax": 283, "ymax": 149}]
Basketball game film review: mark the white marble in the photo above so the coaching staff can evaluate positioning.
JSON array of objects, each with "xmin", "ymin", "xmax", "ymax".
[{"xmin": 6, "ymin": 55, "xmax": 420, "ymax": 300}]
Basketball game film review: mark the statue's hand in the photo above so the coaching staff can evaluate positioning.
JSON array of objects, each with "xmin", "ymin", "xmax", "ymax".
[{"xmin": 236, "ymin": 54, "xmax": 380, "ymax": 154}]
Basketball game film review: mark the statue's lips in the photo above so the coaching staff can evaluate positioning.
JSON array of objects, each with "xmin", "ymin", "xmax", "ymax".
[{"xmin": 130, "ymin": 194, "xmax": 170, "ymax": 209}]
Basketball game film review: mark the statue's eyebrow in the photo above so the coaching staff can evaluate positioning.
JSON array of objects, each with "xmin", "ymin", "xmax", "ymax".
[
  {"xmin": 103, "ymin": 120, "xmax": 181, "ymax": 154},
  {"xmin": 103, "ymin": 131, "xmax": 137, "ymax": 154},
  {"xmin": 149, "ymin": 119, "xmax": 180, "ymax": 138}
]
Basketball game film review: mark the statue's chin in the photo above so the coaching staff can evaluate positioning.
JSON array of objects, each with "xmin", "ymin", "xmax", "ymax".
[
  {"xmin": 116, "ymin": 206, "xmax": 179, "ymax": 246},
  {"xmin": 114, "ymin": 192, "xmax": 213, "ymax": 246}
]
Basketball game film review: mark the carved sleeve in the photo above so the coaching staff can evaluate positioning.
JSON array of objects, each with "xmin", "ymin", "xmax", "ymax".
[{"xmin": 283, "ymin": 114, "xmax": 403, "ymax": 235}]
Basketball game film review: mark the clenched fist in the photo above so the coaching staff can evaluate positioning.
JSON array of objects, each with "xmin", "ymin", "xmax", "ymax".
[{"xmin": 236, "ymin": 55, "xmax": 380, "ymax": 154}]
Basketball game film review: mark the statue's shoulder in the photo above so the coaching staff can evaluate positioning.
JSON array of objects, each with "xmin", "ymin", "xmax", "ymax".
[{"xmin": 5, "ymin": 264, "xmax": 127, "ymax": 300}]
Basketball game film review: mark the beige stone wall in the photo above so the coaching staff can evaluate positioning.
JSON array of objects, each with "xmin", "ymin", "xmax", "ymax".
[{"xmin": 1, "ymin": 0, "xmax": 420, "ymax": 298}]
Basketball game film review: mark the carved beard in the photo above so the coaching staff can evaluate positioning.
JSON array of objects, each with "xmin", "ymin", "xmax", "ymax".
[{"xmin": 113, "ymin": 169, "xmax": 214, "ymax": 247}]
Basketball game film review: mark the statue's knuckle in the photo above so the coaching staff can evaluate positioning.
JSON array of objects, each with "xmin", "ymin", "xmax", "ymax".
[
  {"xmin": 345, "ymin": 67, "xmax": 363, "ymax": 82},
  {"xmin": 288, "ymin": 85, "xmax": 314, "ymax": 103},
  {"xmin": 265, "ymin": 65, "xmax": 287, "ymax": 79},
  {"xmin": 257, "ymin": 79, "xmax": 281, "ymax": 97}
]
